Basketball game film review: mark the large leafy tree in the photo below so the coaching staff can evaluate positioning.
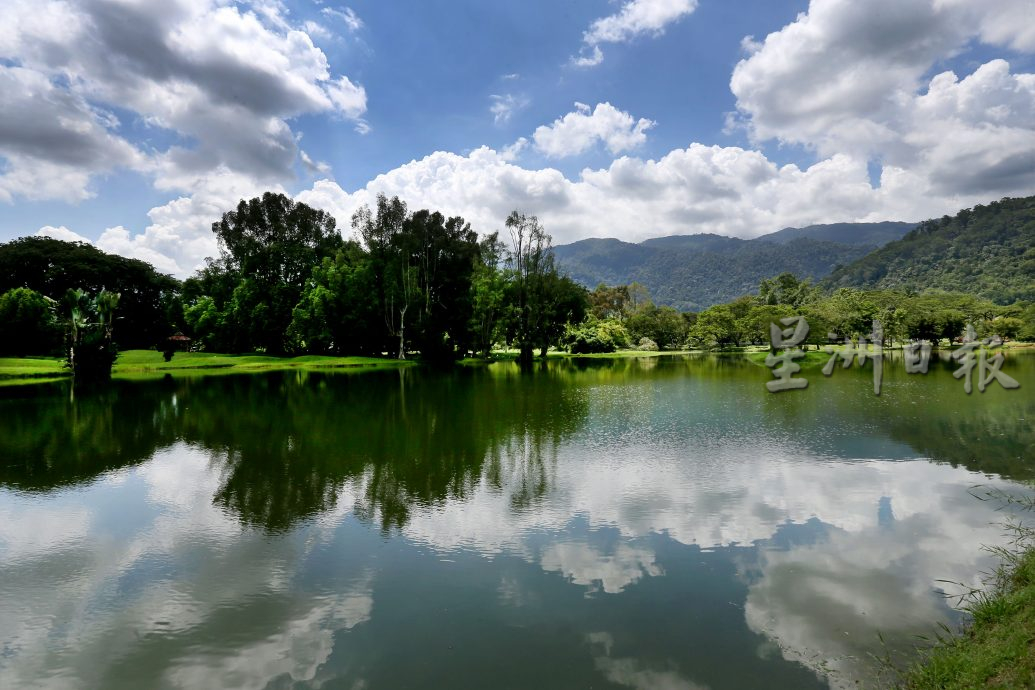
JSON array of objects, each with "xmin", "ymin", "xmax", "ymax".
[
  {"xmin": 209, "ymin": 192, "xmax": 344, "ymax": 352},
  {"xmin": 504, "ymin": 211, "xmax": 555, "ymax": 362},
  {"xmin": 398, "ymin": 209, "xmax": 480, "ymax": 359},
  {"xmin": 286, "ymin": 242, "xmax": 381, "ymax": 355},
  {"xmin": 0, "ymin": 237, "xmax": 179, "ymax": 349}
]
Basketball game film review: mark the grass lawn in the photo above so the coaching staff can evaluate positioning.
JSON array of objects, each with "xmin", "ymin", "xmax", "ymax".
[
  {"xmin": 0, "ymin": 350, "xmax": 413, "ymax": 386},
  {"xmin": 0, "ymin": 356, "xmax": 66, "ymax": 379}
]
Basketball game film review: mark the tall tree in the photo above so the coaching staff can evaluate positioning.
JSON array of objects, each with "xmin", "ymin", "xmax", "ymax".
[
  {"xmin": 470, "ymin": 233, "xmax": 508, "ymax": 358},
  {"xmin": 399, "ymin": 210, "xmax": 480, "ymax": 360},
  {"xmin": 353, "ymin": 194, "xmax": 408, "ymax": 354},
  {"xmin": 211, "ymin": 192, "xmax": 343, "ymax": 352},
  {"xmin": 505, "ymin": 212, "xmax": 554, "ymax": 363}
]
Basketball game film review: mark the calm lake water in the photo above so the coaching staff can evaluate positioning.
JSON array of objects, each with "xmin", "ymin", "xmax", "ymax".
[{"xmin": 1, "ymin": 352, "xmax": 1033, "ymax": 689}]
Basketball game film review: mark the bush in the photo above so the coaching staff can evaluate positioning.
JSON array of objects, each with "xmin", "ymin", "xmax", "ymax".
[
  {"xmin": 636, "ymin": 337, "xmax": 658, "ymax": 351},
  {"xmin": 563, "ymin": 319, "xmax": 630, "ymax": 354}
]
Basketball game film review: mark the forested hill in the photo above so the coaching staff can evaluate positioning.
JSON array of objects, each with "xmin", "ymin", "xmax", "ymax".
[
  {"xmin": 756, "ymin": 221, "xmax": 914, "ymax": 246},
  {"xmin": 552, "ymin": 221, "xmax": 914, "ymax": 311},
  {"xmin": 822, "ymin": 196, "xmax": 1035, "ymax": 304}
]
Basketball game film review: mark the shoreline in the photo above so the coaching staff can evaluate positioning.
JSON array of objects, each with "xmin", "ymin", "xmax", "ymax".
[
  {"xmin": 3, "ymin": 343, "xmax": 1033, "ymax": 386},
  {"xmin": 900, "ymin": 492, "xmax": 1035, "ymax": 688}
]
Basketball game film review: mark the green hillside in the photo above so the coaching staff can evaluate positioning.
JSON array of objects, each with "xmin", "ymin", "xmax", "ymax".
[
  {"xmin": 554, "ymin": 230, "xmax": 885, "ymax": 312},
  {"xmin": 823, "ymin": 196, "xmax": 1035, "ymax": 304},
  {"xmin": 756, "ymin": 221, "xmax": 914, "ymax": 246}
]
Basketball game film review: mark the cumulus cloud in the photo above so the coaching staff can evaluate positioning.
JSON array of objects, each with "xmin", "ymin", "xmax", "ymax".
[
  {"xmin": 730, "ymin": 0, "xmax": 1035, "ymax": 196},
  {"xmin": 0, "ymin": 0, "xmax": 367, "ymax": 202},
  {"xmin": 574, "ymin": 0, "xmax": 697, "ymax": 66},
  {"xmin": 0, "ymin": 65, "xmax": 145, "ymax": 202},
  {"xmin": 35, "ymin": 225, "xmax": 93, "ymax": 244},
  {"xmin": 533, "ymin": 102, "xmax": 656, "ymax": 158},
  {"xmin": 293, "ymin": 142, "xmax": 984, "ymax": 258},
  {"xmin": 93, "ymin": 168, "xmax": 279, "ymax": 276},
  {"xmin": 102, "ymin": 132, "xmax": 1005, "ymax": 278}
]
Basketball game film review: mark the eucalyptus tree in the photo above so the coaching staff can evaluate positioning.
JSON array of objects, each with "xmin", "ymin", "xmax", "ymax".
[{"xmin": 504, "ymin": 212, "xmax": 588, "ymax": 361}]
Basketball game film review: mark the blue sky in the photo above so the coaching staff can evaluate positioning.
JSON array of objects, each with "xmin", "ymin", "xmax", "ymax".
[{"xmin": 2, "ymin": 0, "xmax": 1034, "ymax": 275}]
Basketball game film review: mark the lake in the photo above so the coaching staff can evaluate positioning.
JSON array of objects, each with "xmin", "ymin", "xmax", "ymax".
[{"xmin": 1, "ymin": 352, "xmax": 1033, "ymax": 689}]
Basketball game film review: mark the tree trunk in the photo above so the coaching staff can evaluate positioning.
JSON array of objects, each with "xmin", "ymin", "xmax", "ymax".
[
  {"xmin": 397, "ymin": 305, "xmax": 407, "ymax": 359},
  {"xmin": 519, "ymin": 342, "xmax": 534, "ymax": 364}
]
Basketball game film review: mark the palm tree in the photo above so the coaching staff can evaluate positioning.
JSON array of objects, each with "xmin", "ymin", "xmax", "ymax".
[{"xmin": 61, "ymin": 288, "xmax": 120, "ymax": 382}]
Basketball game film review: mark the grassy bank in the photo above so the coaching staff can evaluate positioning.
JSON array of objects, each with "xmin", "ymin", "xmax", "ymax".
[
  {"xmin": 0, "ymin": 350, "xmax": 414, "ymax": 385},
  {"xmin": 898, "ymin": 491, "xmax": 1035, "ymax": 689},
  {"xmin": 900, "ymin": 547, "xmax": 1035, "ymax": 688}
]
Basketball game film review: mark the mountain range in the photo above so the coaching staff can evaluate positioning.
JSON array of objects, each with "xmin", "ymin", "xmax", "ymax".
[{"xmin": 553, "ymin": 222, "xmax": 916, "ymax": 311}]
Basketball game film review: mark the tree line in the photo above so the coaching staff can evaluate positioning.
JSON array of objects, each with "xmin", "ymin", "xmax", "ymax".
[
  {"xmin": 2, "ymin": 193, "xmax": 1034, "ymax": 366},
  {"xmin": 178, "ymin": 193, "xmax": 586, "ymax": 362}
]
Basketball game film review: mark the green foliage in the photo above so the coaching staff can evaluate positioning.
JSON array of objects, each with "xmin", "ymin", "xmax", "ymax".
[
  {"xmin": 824, "ymin": 196, "xmax": 1035, "ymax": 304},
  {"xmin": 285, "ymin": 243, "xmax": 380, "ymax": 355},
  {"xmin": 626, "ymin": 303, "xmax": 690, "ymax": 350},
  {"xmin": 0, "ymin": 288, "xmax": 60, "ymax": 356},
  {"xmin": 205, "ymin": 192, "xmax": 344, "ymax": 353},
  {"xmin": 469, "ymin": 234, "xmax": 508, "ymax": 358},
  {"xmin": 0, "ymin": 236, "xmax": 179, "ymax": 348},
  {"xmin": 563, "ymin": 318, "xmax": 630, "ymax": 354},
  {"xmin": 588, "ymin": 283, "xmax": 633, "ymax": 321},
  {"xmin": 688, "ymin": 303, "xmax": 743, "ymax": 349},
  {"xmin": 503, "ymin": 212, "xmax": 588, "ymax": 361},
  {"xmin": 757, "ymin": 272, "xmax": 818, "ymax": 308},
  {"xmin": 62, "ymin": 288, "xmax": 120, "ymax": 382}
]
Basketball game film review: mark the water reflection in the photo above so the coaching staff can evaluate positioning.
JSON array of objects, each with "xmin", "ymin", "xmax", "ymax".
[{"xmin": 0, "ymin": 354, "xmax": 1032, "ymax": 689}]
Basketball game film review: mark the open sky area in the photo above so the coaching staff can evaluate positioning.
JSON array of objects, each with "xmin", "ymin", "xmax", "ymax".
[{"xmin": 2, "ymin": 0, "xmax": 1034, "ymax": 276}]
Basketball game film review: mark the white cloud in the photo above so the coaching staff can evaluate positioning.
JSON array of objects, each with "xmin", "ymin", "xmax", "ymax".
[
  {"xmin": 0, "ymin": 0, "xmax": 367, "ymax": 203},
  {"xmin": 105, "ymin": 133, "xmax": 1004, "ymax": 278},
  {"xmin": 95, "ymin": 168, "xmax": 279, "ymax": 277},
  {"xmin": 293, "ymin": 142, "xmax": 998, "ymax": 258},
  {"xmin": 575, "ymin": 0, "xmax": 697, "ymax": 66},
  {"xmin": 573, "ymin": 46, "xmax": 604, "ymax": 68},
  {"xmin": 321, "ymin": 6, "xmax": 363, "ymax": 33},
  {"xmin": 35, "ymin": 225, "xmax": 92, "ymax": 244},
  {"xmin": 500, "ymin": 137, "xmax": 529, "ymax": 162},
  {"xmin": 729, "ymin": 0, "xmax": 1035, "ymax": 195},
  {"xmin": 532, "ymin": 103, "xmax": 655, "ymax": 158},
  {"xmin": 324, "ymin": 75, "xmax": 368, "ymax": 119},
  {"xmin": 0, "ymin": 65, "xmax": 145, "ymax": 203},
  {"xmin": 353, "ymin": 118, "xmax": 372, "ymax": 135},
  {"xmin": 302, "ymin": 20, "xmax": 332, "ymax": 41},
  {"xmin": 300, "ymin": 150, "xmax": 332, "ymax": 175},
  {"xmin": 489, "ymin": 93, "xmax": 529, "ymax": 125}
]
